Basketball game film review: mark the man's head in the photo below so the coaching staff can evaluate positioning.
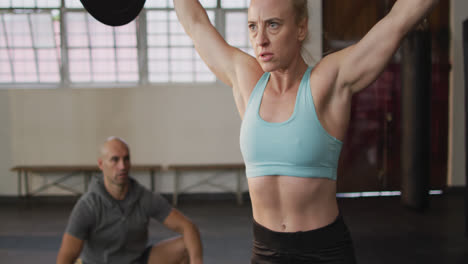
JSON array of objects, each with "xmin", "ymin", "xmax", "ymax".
[{"xmin": 98, "ymin": 136, "xmax": 131, "ymax": 187}]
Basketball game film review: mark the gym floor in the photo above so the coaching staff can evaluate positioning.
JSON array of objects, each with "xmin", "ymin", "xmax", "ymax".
[{"xmin": 0, "ymin": 191, "xmax": 466, "ymax": 264}]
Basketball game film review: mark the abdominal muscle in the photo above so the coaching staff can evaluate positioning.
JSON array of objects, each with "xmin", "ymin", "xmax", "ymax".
[{"xmin": 248, "ymin": 175, "xmax": 339, "ymax": 232}]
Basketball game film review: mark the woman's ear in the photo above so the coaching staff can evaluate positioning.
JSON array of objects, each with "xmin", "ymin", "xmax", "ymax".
[{"xmin": 298, "ymin": 18, "xmax": 308, "ymax": 42}]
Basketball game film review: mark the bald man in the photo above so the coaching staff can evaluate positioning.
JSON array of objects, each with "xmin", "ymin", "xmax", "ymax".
[{"xmin": 57, "ymin": 137, "xmax": 203, "ymax": 264}]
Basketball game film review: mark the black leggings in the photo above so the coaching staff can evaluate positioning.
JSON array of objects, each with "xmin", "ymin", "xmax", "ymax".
[{"xmin": 251, "ymin": 215, "xmax": 357, "ymax": 264}]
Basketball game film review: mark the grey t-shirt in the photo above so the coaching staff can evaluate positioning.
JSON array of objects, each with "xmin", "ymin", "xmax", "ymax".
[{"xmin": 65, "ymin": 176, "xmax": 172, "ymax": 264}]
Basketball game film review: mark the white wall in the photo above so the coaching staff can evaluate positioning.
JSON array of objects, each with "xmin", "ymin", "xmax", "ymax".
[
  {"xmin": 0, "ymin": 90, "xmax": 15, "ymax": 195},
  {"xmin": 7, "ymin": 85, "xmax": 243, "ymax": 165},
  {"xmin": 449, "ymin": 0, "xmax": 467, "ymax": 187},
  {"xmin": 1, "ymin": 84, "xmax": 246, "ymax": 196}
]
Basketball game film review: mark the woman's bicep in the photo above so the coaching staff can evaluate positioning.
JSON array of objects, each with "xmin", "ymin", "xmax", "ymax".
[
  {"xmin": 335, "ymin": 17, "xmax": 403, "ymax": 94},
  {"xmin": 336, "ymin": 0, "xmax": 438, "ymax": 94}
]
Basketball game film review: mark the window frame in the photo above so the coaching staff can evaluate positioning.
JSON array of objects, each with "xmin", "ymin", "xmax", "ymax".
[{"xmin": 0, "ymin": 1, "xmax": 250, "ymax": 89}]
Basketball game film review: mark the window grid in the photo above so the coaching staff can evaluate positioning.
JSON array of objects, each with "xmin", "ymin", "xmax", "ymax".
[
  {"xmin": 220, "ymin": 0, "xmax": 250, "ymax": 9},
  {"xmin": 0, "ymin": 15, "xmax": 13, "ymax": 82},
  {"xmin": 53, "ymin": 17, "xmax": 62, "ymax": 82},
  {"xmin": 0, "ymin": 0, "xmax": 60, "ymax": 8},
  {"xmin": 226, "ymin": 11, "xmax": 254, "ymax": 56},
  {"xmin": 1, "ymin": 12, "xmax": 60, "ymax": 83},
  {"xmin": 27, "ymin": 13, "xmax": 40, "ymax": 82},
  {"xmin": 39, "ymin": 12, "xmax": 61, "ymax": 83},
  {"xmin": 83, "ymin": 12, "xmax": 93, "ymax": 82},
  {"xmin": 146, "ymin": 9, "xmax": 217, "ymax": 83},
  {"xmin": 0, "ymin": 2, "xmax": 251, "ymax": 87},
  {"xmin": 143, "ymin": 0, "xmax": 218, "ymax": 9},
  {"xmin": 66, "ymin": 11, "xmax": 139, "ymax": 83}
]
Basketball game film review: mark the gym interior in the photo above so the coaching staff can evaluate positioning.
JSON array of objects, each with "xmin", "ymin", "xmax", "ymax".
[{"xmin": 0, "ymin": 0, "xmax": 467, "ymax": 263}]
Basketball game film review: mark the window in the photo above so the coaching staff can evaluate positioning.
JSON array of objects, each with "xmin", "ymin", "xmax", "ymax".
[
  {"xmin": 66, "ymin": 12, "xmax": 138, "ymax": 83},
  {"xmin": 146, "ymin": 10, "xmax": 216, "ymax": 83},
  {"xmin": 0, "ymin": 12, "xmax": 60, "ymax": 83},
  {"xmin": 226, "ymin": 12, "xmax": 253, "ymax": 56},
  {"xmin": 145, "ymin": 0, "xmax": 218, "ymax": 83},
  {"xmin": 221, "ymin": 0, "xmax": 251, "ymax": 9},
  {"xmin": 0, "ymin": 0, "xmax": 60, "ymax": 8},
  {"xmin": 0, "ymin": 0, "xmax": 252, "ymax": 87},
  {"xmin": 222, "ymin": 0, "xmax": 252, "ymax": 55}
]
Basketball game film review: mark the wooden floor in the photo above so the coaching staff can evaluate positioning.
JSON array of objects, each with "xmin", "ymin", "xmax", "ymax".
[{"xmin": 0, "ymin": 191, "xmax": 466, "ymax": 264}]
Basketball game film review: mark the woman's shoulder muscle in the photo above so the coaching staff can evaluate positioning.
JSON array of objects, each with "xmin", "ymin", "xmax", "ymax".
[
  {"xmin": 309, "ymin": 52, "xmax": 353, "ymax": 141},
  {"xmin": 231, "ymin": 52, "xmax": 264, "ymax": 117}
]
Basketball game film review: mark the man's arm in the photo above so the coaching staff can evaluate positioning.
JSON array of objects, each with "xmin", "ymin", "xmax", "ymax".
[
  {"xmin": 163, "ymin": 209, "xmax": 203, "ymax": 264},
  {"xmin": 57, "ymin": 198, "xmax": 94, "ymax": 264},
  {"xmin": 332, "ymin": 0, "xmax": 439, "ymax": 94},
  {"xmin": 56, "ymin": 233, "xmax": 84, "ymax": 264}
]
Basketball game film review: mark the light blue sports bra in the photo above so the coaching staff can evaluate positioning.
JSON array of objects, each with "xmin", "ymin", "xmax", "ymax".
[{"xmin": 240, "ymin": 67, "xmax": 343, "ymax": 180}]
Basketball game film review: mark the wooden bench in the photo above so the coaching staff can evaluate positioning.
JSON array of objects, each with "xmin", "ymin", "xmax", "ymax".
[
  {"xmin": 11, "ymin": 165, "xmax": 162, "ymax": 197},
  {"xmin": 11, "ymin": 164, "xmax": 246, "ymax": 205},
  {"xmin": 167, "ymin": 163, "xmax": 245, "ymax": 206}
]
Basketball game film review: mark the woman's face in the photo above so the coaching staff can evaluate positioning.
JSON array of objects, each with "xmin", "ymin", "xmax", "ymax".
[{"xmin": 248, "ymin": 0, "xmax": 307, "ymax": 72}]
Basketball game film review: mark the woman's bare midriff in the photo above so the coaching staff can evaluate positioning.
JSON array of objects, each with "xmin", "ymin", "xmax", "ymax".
[{"xmin": 248, "ymin": 175, "xmax": 339, "ymax": 232}]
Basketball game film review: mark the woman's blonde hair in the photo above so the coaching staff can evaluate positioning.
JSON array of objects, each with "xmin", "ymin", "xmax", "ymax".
[
  {"xmin": 295, "ymin": 0, "xmax": 320, "ymax": 66},
  {"xmin": 292, "ymin": 0, "xmax": 309, "ymax": 25}
]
